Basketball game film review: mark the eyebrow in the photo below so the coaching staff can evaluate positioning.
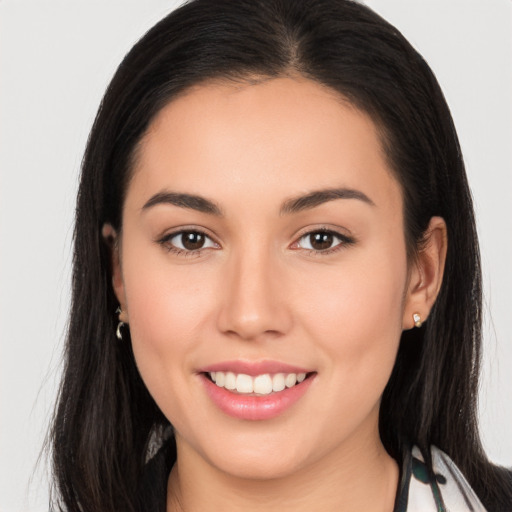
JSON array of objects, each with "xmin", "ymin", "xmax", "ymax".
[
  {"xmin": 142, "ymin": 187, "xmax": 374, "ymax": 217},
  {"xmin": 280, "ymin": 188, "xmax": 375, "ymax": 214},
  {"xmin": 142, "ymin": 191, "xmax": 223, "ymax": 216}
]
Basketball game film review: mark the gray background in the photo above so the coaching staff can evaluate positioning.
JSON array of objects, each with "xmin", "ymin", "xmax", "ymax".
[{"xmin": 1, "ymin": 1, "xmax": 510, "ymax": 510}]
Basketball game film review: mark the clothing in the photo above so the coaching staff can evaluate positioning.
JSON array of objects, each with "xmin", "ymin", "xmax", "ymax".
[
  {"xmin": 140, "ymin": 438, "xmax": 487, "ymax": 511},
  {"xmin": 395, "ymin": 446, "xmax": 486, "ymax": 511}
]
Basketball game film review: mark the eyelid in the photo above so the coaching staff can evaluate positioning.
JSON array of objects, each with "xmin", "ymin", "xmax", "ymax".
[
  {"xmin": 156, "ymin": 226, "xmax": 221, "ymax": 255},
  {"xmin": 290, "ymin": 226, "xmax": 356, "ymax": 254},
  {"xmin": 155, "ymin": 224, "xmax": 355, "ymax": 256}
]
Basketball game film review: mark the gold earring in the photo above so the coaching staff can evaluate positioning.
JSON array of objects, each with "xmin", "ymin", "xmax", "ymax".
[{"xmin": 413, "ymin": 313, "xmax": 422, "ymax": 328}]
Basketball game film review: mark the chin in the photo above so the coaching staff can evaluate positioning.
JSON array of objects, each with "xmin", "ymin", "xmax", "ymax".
[
  {"xmin": 212, "ymin": 451, "xmax": 304, "ymax": 481},
  {"xmin": 195, "ymin": 430, "xmax": 315, "ymax": 481}
]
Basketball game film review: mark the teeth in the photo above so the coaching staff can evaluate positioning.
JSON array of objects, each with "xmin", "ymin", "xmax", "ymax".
[
  {"xmin": 215, "ymin": 371, "xmax": 225, "ymax": 387},
  {"xmin": 236, "ymin": 374, "xmax": 254, "ymax": 393},
  {"xmin": 254, "ymin": 374, "xmax": 273, "ymax": 394},
  {"xmin": 224, "ymin": 372, "xmax": 236, "ymax": 390},
  {"xmin": 285, "ymin": 373, "xmax": 297, "ymax": 388},
  {"xmin": 209, "ymin": 371, "xmax": 307, "ymax": 395},
  {"xmin": 272, "ymin": 373, "xmax": 285, "ymax": 392}
]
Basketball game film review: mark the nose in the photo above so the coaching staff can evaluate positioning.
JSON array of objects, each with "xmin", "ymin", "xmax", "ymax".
[{"xmin": 216, "ymin": 247, "xmax": 293, "ymax": 341}]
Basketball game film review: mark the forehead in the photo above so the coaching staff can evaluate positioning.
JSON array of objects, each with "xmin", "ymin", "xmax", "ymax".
[{"xmin": 128, "ymin": 77, "xmax": 401, "ymax": 215}]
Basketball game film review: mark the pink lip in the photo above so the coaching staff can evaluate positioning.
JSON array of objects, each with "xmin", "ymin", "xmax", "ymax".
[
  {"xmin": 198, "ymin": 360, "xmax": 310, "ymax": 376},
  {"xmin": 198, "ymin": 361, "xmax": 316, "ymax": 421}
]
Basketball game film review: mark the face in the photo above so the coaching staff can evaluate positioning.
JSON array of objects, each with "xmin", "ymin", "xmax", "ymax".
[{"xmin": 111, "ymin": 77, "xmax": 417, "ymax": 479}]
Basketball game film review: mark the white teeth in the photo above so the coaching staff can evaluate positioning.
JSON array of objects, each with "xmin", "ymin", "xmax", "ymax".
[
  {"xmin": 208, "ymin": 371, "xmax": 307, "ymax": 394},
  {"xmin": 272, "ymin": 373, "xmax": 285, "ymax": 392},
  {"xmin": 236, "ymin": 374, "xmax": 254, "ymax": 393},
  {"xmin": 215, "ymin": 371, "xmax": 225, "ymax": 387},
  {"xmin": 285, "ymin": 373, "xmax": 297, "ymax": 388},
  {"xmin": 253, "ymin": 374, "xmax": 273, "ymax": 395},
  {"xmin": 224, "ymin": 372, "xmax": 236, "ymax": 390}
]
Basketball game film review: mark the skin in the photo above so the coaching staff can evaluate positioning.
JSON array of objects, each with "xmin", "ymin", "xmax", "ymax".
[{"xmin": 104, "ymin": 77, "xmax": 447, "ymax": 511}]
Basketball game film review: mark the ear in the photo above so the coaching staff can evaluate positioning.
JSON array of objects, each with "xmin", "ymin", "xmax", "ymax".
[
  {"xmin": 402, "ymin": 216, "xmax": 447, "ymax": 330},
  {"xmin": 102, "ymin": 223, "xmax": 129, "ymax": 323}
]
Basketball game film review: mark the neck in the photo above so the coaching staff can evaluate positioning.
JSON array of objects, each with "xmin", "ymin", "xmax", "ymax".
[{"xmin": 166, "ymin": 427, "xmax": 399, "ymax": 512}]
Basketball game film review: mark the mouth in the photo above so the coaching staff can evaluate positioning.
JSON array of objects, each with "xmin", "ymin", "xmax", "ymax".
[
  {"xmin": 198, "ymin": 362, "xmax": 316, "ymax": 420},
  {"xmin": 205, "ymin": 371, "xmax": 311, "ymax": 395}
]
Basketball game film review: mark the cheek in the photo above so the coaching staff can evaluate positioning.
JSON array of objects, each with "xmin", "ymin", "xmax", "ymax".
[
  {"xmin": 304, "ymin": 250, "xmax": 405, "ymax": 325},
  {"xmin": 128, "ymin": 271, "xmax": 208, "ymax": 346},
  {"xmin": 122, "ymin": 231, "xmax": 217, "ymax": 341},
  {"xmin": 298, "ymin": 244, "xmax": 407, "ymax": 398},
  {"xmin": 119, "ymin": 243, "xmax": 219, "ymax": 416},
  {"xmin": 290, "ymin": 253, "xmax": 407, "ymax": 445}
]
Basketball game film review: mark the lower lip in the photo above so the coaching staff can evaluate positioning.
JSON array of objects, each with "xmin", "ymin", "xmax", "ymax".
[{"xmin": 201, "ymin": 374, "xmax": 315, "ymax": 421}]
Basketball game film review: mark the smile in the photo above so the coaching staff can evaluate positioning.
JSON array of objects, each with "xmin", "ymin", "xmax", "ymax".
[
  {"xmin": 199, "ymin": 362, "xmax": 316, "ymax": 421},
  {"xmin": 208, "ymin": 371, "xmax": 307, "ymax": 395}
]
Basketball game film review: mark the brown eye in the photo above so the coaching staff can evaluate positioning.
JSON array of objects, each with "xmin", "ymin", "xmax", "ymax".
[
  {"xmin": 295, "ymin": 230, "xmax": 353, "ymax": 253},
  {"xmin": 309, "ymin": 232, "xmax": 334, "ymax": 250},
  {"xmin": 181, "ymin": 232, "xmax": 206, "ymax": 250},
  {"xmin": 165, "ymin": 230, "xmax": 218, "ymax": 252}
]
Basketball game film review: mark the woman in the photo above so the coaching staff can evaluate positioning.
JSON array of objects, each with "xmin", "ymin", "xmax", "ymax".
[{"xmin": 50, "ymin": 0, "xmax": 512, "ymax": 510}]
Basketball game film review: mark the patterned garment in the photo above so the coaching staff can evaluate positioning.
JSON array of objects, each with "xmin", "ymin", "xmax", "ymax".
[
  {"xmin": 139, "ymin": 437, "xmax": 488, "ymax": 511},
  {"xmin": 395, "ymin": 446, "xmax": 487, "ymax": 511}
]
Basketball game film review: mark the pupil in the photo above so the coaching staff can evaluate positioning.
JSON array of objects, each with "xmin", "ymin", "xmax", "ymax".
[
  {"xmin": 182, "ymin": 232, "xmax": 205, "ymax": 250},
  {"xmin": 311, "ymin": 232, "xmax": 333, "ymax": 250}
]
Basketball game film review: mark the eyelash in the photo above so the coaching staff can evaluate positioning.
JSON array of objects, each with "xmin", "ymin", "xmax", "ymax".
[
  {"xmin": 293, "ymin": 228, "xmax": 355, "ymax": 256},
  {"xmin": 157, "ymin": 227, "xmax": 355, "ymax": 257},
  {"xmin": 158, "ymin": 229, "xmax": 219, "ymax": 257}
]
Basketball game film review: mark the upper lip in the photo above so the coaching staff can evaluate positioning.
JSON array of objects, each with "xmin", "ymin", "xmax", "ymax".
[{"xmin": 198, "ymin": 360, "xmax": 311, "ymax": 376}]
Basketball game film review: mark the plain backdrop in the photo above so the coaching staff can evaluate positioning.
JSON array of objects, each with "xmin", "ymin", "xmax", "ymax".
[{"xmin": 0, "ymin": 1, "xmax": 511, "ymax": 510}]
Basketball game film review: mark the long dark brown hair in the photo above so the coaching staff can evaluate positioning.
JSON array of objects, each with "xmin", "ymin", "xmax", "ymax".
[{"xmin": 50, "ymin": 0, "xmax": 512, "ymax": 510}]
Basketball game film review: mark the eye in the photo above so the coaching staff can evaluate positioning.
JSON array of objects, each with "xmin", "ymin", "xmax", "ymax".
[
  {"xmin": 295, "ymin": 230, "xmax": 353, "ymax": 252},
  {"xmin": 161, "ymin": 230, "xmax": 219, "ymax": 253}
]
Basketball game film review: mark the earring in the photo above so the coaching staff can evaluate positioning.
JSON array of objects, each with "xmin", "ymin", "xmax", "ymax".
[
  {"xmin": 116, "ymin": 321, "xmax": 125, "ymax": 340},
  {"xmin": 116, "ymin": 306, "xmax": 125, "ymax": 340},
  {"xmin": 413, "ymin": 313, "xmax": 422, "ymax": 328}
]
